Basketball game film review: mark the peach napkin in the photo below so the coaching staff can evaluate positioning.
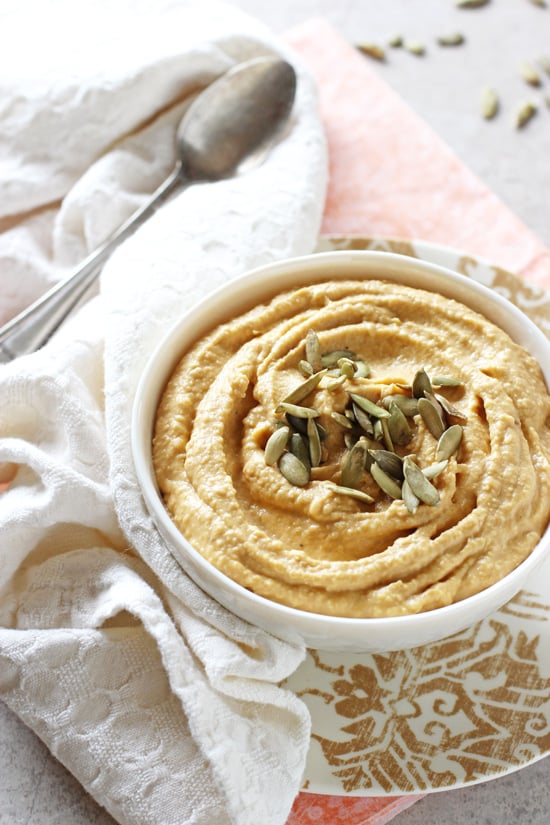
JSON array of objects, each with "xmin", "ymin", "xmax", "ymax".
[{"xmin": 284, "ymin": 17, "xmax": 550, "ymax": 825}]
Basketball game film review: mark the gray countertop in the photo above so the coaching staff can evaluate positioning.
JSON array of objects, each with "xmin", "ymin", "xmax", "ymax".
[{"xmin": 2, "ymin": 1, "xmax": 549, "ymax": 823}]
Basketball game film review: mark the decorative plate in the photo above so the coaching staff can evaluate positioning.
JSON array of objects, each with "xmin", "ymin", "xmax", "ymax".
[{"xmin": 283, "ymin": 236, "xmax": 550, "ymax": 797}]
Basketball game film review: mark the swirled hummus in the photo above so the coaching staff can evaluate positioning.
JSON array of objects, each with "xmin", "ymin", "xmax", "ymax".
[{"xmin": 153, "ymin": 280, "xmax": 550, "ymax": 617}]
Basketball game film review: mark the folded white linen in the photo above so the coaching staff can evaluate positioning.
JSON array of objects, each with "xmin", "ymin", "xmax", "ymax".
[{"xmin": 0, "ymin": 2, "xmax": 328, "ymax": 824}]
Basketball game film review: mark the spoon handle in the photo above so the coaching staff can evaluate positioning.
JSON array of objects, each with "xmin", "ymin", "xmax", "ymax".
[{"xmin": 0, "ymin": 164, "xmax": 183, "ymax": 363}]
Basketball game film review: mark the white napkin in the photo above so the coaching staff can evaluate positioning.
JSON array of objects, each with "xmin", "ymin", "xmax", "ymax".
[{"xmin": 0, "ymin": 1, "xmax": 328, "ymax": 823}]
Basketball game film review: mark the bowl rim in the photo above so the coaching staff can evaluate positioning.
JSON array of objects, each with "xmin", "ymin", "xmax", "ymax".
[{"xmin": 131, "ymin": 249, "xmax": 550, "ymax": 634}]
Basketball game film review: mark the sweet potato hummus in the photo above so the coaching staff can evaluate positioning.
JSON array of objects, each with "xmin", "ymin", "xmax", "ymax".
[{"xmin": 153, "ymin": 280, "xmax": 550, "ymax": 617}]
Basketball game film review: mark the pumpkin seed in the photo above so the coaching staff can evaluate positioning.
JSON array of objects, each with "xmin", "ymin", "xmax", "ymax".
[
  {"xmin": 529, "ymin": 0, "xmax": 546, "ymax": 6},
  {"xmin": 403, "ymin": 457, "xmax": 440, "ymax": 506},
  {"xmin": 341, "ymin": 440, "xmax": 369, "ymax": 488},
  {"xmin": 382, "ymin": 394, "xmax": 419, "ymax": 417},
  {"xmin": 331, "ymin": 411, "xmax": 354, "ymax": 429},
  {"xmin": 481, "ymin": 87, "xmax": 499, "ymax": 119},
  {"xmin": 519, "ymin": 62, "xmax": 541, "ymax": 87},
  {"xmin": 264, "ymin": 426, "xmax": 290, "ymax": 466},
  {"xmin": 285, "ymin": 413, "xmax": 308, "ymax": 435},
  {"xmin": 418, "ymin": 397, "xmax": 446, "ymax": 439},
  {"xmin": 402, "ymin": 479, "xmax": 420, "ymax": 514},
  {"xmin": 354, "ymin": 360, "xmax": 371, "ymax": 378},
  {"xmin": 515, "ymin": 100, "xmax": 537, "ymax": 128},
  {"xmin": 298, "ymin": 359, "xmax": 314, "ymax": 377},
  {"xmin": 412, "ymin": 368, "xmax": 433, "ymax": 398},
  {"xmin": 278, "ymin": 369, "xmax": 327, "ymax": 408},
  {"xmin": 324, "ymin": 375, "xmax": 347, "ymax": 391},
  {"xmin": 368, "ymin": 449, "xmax": 404, "ymax": 481},
  {"xmin": 289, "ymin": 432, "xmax": 311, "ymax": 469},
  {"xmin": 327, "ymin": 483, "xmax": 374, "ymax": 504},
  {"xmin": 357, "ymin": 43, "xmax": 386, "ymax": 61},
  {"xmin": 405, "ymin": 40, "xmax": 425, "ymax": 56},
  {"xmin": 321, "ymin": 349, "xmax": 356, "ymax": 368},
  {"xmin": 278, "ymin": 451, "xmax": 310, "ymax": 487},
  {"xmin": 422, "ymin": 460, "xmax": 448, "ymax": 479},
  {"xmin": 388, "ymin": 34, "xmax": 403, "ymax": 48},
  {"xmin": 381, "ymin": 417, "xmax": 394, "ymax": 451},
  {"xmin": 350, "ymin": 393, "xmax": 391, "ymax": 419},
  {"xmin": 456, "ymin": 0, "xmax": 490, "ymax": 7},
  {"xmin": 338, "ymin": 357, "xmax": 357, "ymax": 378},
  {"xmin": 373, "ymin": 418, "xmax": 384, "ymax": 442},
  {"xmin": 278, "ymin": 402, "xmax": 320, "ymax": 419},
  {"xmin": 436, "ymin": 423, "xmax": 463, "ymax": 461},
  {"xmin": 431, "ymin": 375, "xmax": 464, "ymax": 387},
  {"xmin": 387, "ymin": 401, "xmax": 413, "ymax": 445},
  {"xmin": 434, "ymin": 392, "xmax": 467, "ymax": 420},
  {"xmin": 352, "ymin": 402, "xmax": 375, "ymax": 435},
  {"xmin": 437, "ymin": 32, "xmax": 465, "ymax": 46},
  {"xmin": 305, "ymin": 329, "xmax": 322, "ymax": 372},
  {"xmin": 307, "ymin": 418, "xmax": 322, "ymax": 467},
  {"xmin": 370, "ymin": 462, "xmax": 403, "ymax": 499}
]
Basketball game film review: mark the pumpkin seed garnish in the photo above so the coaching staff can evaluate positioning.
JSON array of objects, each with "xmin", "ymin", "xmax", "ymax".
[
  {"xmin": 305, "ymin": 329, "xmax": 322, "ymax": 372},
  {"xmin": 519, "ymin": 62, "xmax": 541, "ymax": 87},
  {"xmin": 307, "ymin": 417, "xmax": 322, "ymax": 467},
  {"xmin": 422, "ymin": 459, "xmax": 449, "ymax": 479},
  {"xmin": 529, "ymin": 0, "xmax": 546, "ymax": 8},
  {"xmin": 298, "ymin": 359, "xmax": 314, "ymax": 377},
  {"xmin": 381, "ymin": 417, "xmax": 394, "ymax": 451},
  {"xmin": 403, "ymin": 456, "xmax": 440, "ymax": 506},
  {"xmin": 370, "ymin": 462, "xmax": 403, "ymax": 499},
  {"xmin": 382, "ymin": 393, "xmax": 419, "ymax": 417},
  {"xmin": 436, "ymin": 423, "xmax": 464, "ymax": 461},
  {"xmin": 289, "ymin": 432, "xmax": 311, "ymax": 470},
  {"xmin": 354, "ymin": 360, "xmax": 371, "ymax": 378},
  {"xmin": 431, "ymin": 375, "xmax": 464, "ymax": 387},
  {"xmin": 456, "ymin": 0, "xmax": 490, "ymax": 7},
  {"xmin": 341, "ymin": 440, "xmax": 369, "ymax": 488},
  {"xmin": 481, "ymin": 87, "xmax": 499, "ymax": 120},
  {"xmin": 368, "ymin": 449, "xmax": 404, "ymax": 481},
  {"xmin": 405, "ymin": 40, "xmax": 426, "ymax": 56},
  {"xmin": 278, "ymin": 451, "xmax": 310, "ymax": 487},
  {"xmin": 324, "ymin": 375, "xmax": 347, "ymax": 391},
  {"xmin": 515, "ymin": 100, "xmax": 537, "ymax": 128},
  {"xmin": 388, "ymin": 34, "xmax": 403, "ymax": 48},
  {"xmin": 350, "ymin": 392, "xmax": 391, "ymax": 419},
  {"xmin": 321, "ymin": 349, "xmax": 356, "ymax": 368},
  {"xmin": 327, "ymin": 483, "xmax": 375, "ymax": 504},
  {"xmin": 264, "ymin": 426, "xmax": 290, "ymax": 465},
  {"xmin": 352, "ymin": 402, "xmax": 375, "ymax": 435},
  {"xmin": 338, "ymin": 357, "xmax": 357, "ymax": 378},
  {"xmin": 402, "ymin": 479, "xmax": 420, "ymax": 514},
  {"xmin": 331, "ymin": 411, "xmax": 354, "ymax": 429},
  {"xmin": 278, "ymin": 402, "xmax": 320, "ymax": 419},
  {"xmin": 437, "ymin": 32, "xmax": 465, "ymax": 46},
  {"xmin": 434, "ymin": 392, "xmax": 467, "ymax": 420},
  {"xmin": 412, "ymin": 368, "xmax": 433, "ymax": 398},
  {"xmin": 418, "ymin": 396, "xmax": 446, "ymax": 439},
  {"xmin": 278, "ymin": 369, "xmax": 327, "ymax": 407},
  {"xmin": 387, "ymin": 401, "xmax": 413, "ymax": 445}
]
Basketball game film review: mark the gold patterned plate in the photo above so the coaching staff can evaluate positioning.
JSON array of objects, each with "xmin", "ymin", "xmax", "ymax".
[{"xmin": 282, "ymin": 236, "xmax": 550, "ymax": 797}]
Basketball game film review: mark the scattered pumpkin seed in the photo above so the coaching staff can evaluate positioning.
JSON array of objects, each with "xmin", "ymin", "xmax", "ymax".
[
  {"xmin": 285, "ymin": 413, "xmax": 308, "ymax": 435},
  {"xmin": 305, "ymin": 329, "xmax": 322, "ymax": 372},
  {"xmin": 278, "ymin": 401, "xmax": 320, "ymax": 419},
  {"xmin": 528, "ymin": 0, "xmax": 546, "ymax": 7},
  {"xmin": 382, "ymin": 394, "xmax": 419, "ymax": 417},
  {"xmin": 331, "ymin": 411, "xmax": 354, "ymax": 429},
  {"xmin": 264, "ymin": 426, "xmax": 290, "ymax": 465},
  {"xmin": 387, "ymin": 401, "xmax": 413, "ymax": 445},
  {"xmin": 402, "ymin": 479, "xmax": 420, "ymax": 514},
  {"xmin": 298, "ymin": 359, "xmax": 314, "ymax": 377},
  {"xmin": 370, "ymin": 462, "xmax": 403, "ymax": 499},
  {"xmin": 341, "ymin": 440, "xmax": 369, "ymax": 488},
  {"xmin": 456, "ymin": 0, "xmax": 490, "ymax": 7},
  {"xmin": 278, "ymin": 369, "xmax": 327, "ymax": 407},
  {"xmin": 373, "ymin": 418, "xmax": 384, "ymax": 442},
  {"xmin": 412, "ymin": 368, "xmax": 433, "ymax": 398},
  {"xmin": 357, "ymin": 43, "xmax": 386, "ymax": 61},
  {"xmin": 405, "ymin": 40, "xmax": 426, "ymax": 56},
  {"xmin": 354, "ymin": 360, "xmax": 371, "ymax": 378},
  {"xmin": 290, "ymin": 432, "xmax": 311, "ymax": 470},
  {"xmin": 350, "ymin": 392, "xmax": 391, "ymax": 419},
  {"xmin": 321, "ymin": 349, "xmax": 356, "ymax": 368},
  {"xmin": 278, "ymin": 451, "xmax": 310, "ymax": 487},
  {"xmin": 519, "ymin": 62, "xmax": 541, "ymax": 86},
  {"xmin": 324, "ymin": 375, "xmax": 347, "ymax": 391},
  {"xmin": 515, "ymin": 100, "xmax": 537, "ymax": 128},
  {"xmin": 368, "ymin": 449, "xmax": 404, "ymax": 481},
  {"xmin": 431, "ymin": 375, "xmax": 464, "ymax": 387},
  {"xmin": 307, "ymin": 417, "xmax": 322, "ymax": 467},
  {"xmin": 418, "ymin": 397, "xmax": 446, "ymax": 438},
  {"xmin": 352, "ymin": 402, "xmax": 375, "ymax": 435},
  {"xmin": 422, "ymin": 459, "xmax": 449, "ymax": 479},
  {"xmin": 481, "ymin": 87, "xmax": 499, "ymax": 119},
  {"xmin": 388, "ymin": 34, "xmax": 403, "ymax": 48},
  {"xmin": 338, "ymin": 357, "xmax": 357, "ymax": 378},
  {"xmin": 437, "ymin": 32, "xmax": 465, "ymax": 46},
  {"xmin": 434, "ymin": 392, "xmax": 467, "ymax": 420},
  {"xmin": 436, "ymin": 423, "xmax": 464, "ymax": 461},
  {"xmin": 403, "ymin": 457, "xmax": 440, "ymax": 506},
  {"xmin": 381, "ymin": 418, "xmax": 394, "ymax": 451},
  {"xmin": 327, "ymin": 483, "xmax": 375, "ymax": 504}
]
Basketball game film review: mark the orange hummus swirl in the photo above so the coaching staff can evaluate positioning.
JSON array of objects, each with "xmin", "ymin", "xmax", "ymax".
[{"xmin": 152, "ymin": 280, "xmax": 550, "ymax": 617}]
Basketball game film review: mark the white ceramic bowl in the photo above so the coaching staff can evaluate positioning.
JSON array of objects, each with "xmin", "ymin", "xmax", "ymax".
[{"xmin": 132, "ymin": 251, "xmax": 550, "ymax": 652}]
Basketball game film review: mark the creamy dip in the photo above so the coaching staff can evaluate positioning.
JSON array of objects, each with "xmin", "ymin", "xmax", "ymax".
[{"xmin": 153, "ymin": 280, "xmax": 550, "ymax": 617}]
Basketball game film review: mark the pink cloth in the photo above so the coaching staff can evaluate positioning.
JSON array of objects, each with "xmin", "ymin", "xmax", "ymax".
[{"xmin": 285, "ymin": 17, "xmax": 550, "ymax": 824}]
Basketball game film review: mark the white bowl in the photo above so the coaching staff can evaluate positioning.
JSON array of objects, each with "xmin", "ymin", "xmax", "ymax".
[{"xmin": 132, "ymin": 251, "xmax": 550, "ymax": 652}]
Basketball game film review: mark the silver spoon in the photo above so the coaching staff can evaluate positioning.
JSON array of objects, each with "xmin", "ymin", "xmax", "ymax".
[{"xmin": 0, "ymin": 56, "xmax": 297, "ymax": 362}]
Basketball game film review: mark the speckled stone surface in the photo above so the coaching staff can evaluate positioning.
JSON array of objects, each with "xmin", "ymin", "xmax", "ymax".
[{"xmin": 2, "ymin": 0, "xmax": 549, "ymax": 823}]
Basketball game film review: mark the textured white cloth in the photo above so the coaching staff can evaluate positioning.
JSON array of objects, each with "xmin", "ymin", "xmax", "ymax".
[{"xmin": 0, "ymin": 2, "xmax": 328, "ymax": 824}]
